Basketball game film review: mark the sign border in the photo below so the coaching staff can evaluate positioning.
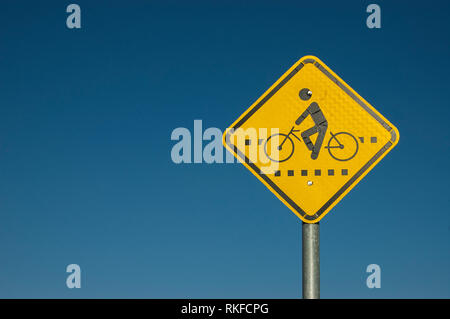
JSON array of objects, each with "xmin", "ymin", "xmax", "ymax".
[{"xmin": 223, "ymin": 56, "xmax": 399, "ymax": 223}]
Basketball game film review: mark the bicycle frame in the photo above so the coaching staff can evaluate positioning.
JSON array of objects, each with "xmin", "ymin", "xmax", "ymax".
[
  {"xmin": 324, "ymin": 132, "xmax": 344, "ymax": 149},
  {"xmin": 282, "ymin": 126, "xmax": 302, "ymax": 145}
]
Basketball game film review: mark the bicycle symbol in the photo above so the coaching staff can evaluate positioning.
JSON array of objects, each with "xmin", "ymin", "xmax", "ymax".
[
  {"xmin": 264, "ymin": 127, "xmax": 359, "ymax": 163},
  {"xmin": 263, "ymin": 87, "xmax": 359, "ymax": 163}
]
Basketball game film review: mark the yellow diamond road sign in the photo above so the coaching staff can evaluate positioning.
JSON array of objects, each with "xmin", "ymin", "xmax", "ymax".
[{"xmin": 223, "ymin": 56, "xmax": 399, "ymax": 223}]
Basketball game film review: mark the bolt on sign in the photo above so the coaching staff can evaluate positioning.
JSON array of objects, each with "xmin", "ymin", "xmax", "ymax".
[{"xmin": 223, "ymin": 56, "xmax": 399, "ymax": 223}]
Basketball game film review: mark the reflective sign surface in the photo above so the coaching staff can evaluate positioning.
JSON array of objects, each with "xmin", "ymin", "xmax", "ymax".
[{"xmin": 224, "ymin": 56, "xmax": 399, "ymax": 223}]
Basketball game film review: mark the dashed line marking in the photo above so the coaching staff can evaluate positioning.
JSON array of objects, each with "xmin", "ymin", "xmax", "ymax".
[
  {"xmin": 272, "ymin": 169, "xmax": 349, "ymax": 177},
  {"xmin": 242, "ymin": 139, "xmax": 359, "ymax": 178},
  {"xmin": 245, "ymin": 135, "xmax": 379, "ymax": 147}
]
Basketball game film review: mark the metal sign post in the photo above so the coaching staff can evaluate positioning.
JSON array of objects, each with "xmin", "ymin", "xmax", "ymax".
[{"xmin": 302, "ymin": 222, "xmax": 319, "ymax": 299}]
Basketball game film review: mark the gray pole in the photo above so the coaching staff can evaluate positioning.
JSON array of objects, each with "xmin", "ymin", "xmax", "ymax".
[{"xmin": 302, "ymin": 222, "xmax": 320, "ymax": 299}]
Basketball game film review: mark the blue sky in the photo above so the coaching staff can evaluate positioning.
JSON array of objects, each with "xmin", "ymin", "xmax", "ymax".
[{"xmin": 0, "ymin": 0, "xmax": 449, "ymax": 298}]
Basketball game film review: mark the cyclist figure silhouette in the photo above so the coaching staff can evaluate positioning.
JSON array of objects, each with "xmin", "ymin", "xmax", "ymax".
[{"xmin": 295, "ymin": 88, "xmax": 328, "ymax": 160}]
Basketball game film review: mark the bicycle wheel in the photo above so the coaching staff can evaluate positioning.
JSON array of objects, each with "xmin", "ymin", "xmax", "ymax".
[
  {"xmin": 264, "ymin": 133, "xmax": 295, "ymax": 163},
  {"xmin": 326, "ymin": 132, "xmax": 359, "ymax": 161}
]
